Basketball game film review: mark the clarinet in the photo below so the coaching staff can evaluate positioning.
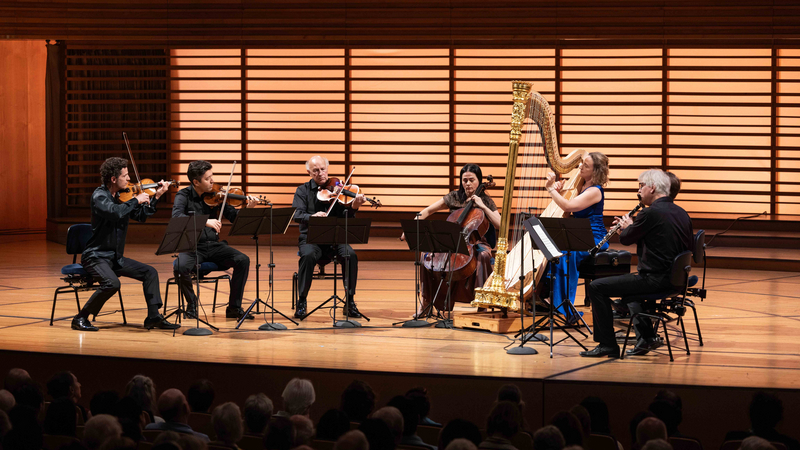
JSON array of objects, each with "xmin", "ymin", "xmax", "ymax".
[{"xmin": 589, "ymin": 195, "xmax": 643, "ymax": 257}]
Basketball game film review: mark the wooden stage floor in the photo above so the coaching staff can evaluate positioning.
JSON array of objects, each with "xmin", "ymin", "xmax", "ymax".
[{"xmin": 2, "ymin": 237, "xmax": 800, "ymax": 391}]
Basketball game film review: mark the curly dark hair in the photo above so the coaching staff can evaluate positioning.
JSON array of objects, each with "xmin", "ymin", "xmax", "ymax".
[
  {"xmin": 100, "ymin": 157, "xmax": 128, "ymax": 186},
  {"xmin": 187, "ymin": 160, "xmax": 212, "ymax": 185}
]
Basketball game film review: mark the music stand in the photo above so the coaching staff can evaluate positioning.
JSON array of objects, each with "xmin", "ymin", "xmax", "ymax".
[
  {"xmin": 303, "ymin": 216, "xmax": 372, "ymax": 328},
  {"xmin": 228, "ymin": 206, "xmax": 298, "ymax": 331},
  {"xmin": 156, "ymin": 214, "xmax": 218, "ymax": 336},
  {"xmin": 395, "ymin": 219, "xmax": 468, "ymax": 328}
]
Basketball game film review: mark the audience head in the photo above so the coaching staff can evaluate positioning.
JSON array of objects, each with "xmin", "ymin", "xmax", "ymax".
[
  {"xmin": 12, "ymin": 379, "xmax": 44, "ymax": 413},
  {"xmin": 749, "ymin": 391, "xmax": 783, "ymax": 432},
  {"xmin": 264, "ymin": 418, "xmax": 295, "ymax": 450},
  {"xmin": 533, "ymin": 425, "xmax": 566, "ymax": 450},
  {"xmin": 84, "ymin": 414, "xmax": 123, "ymax": 450},
  {"xmin": 4, "ymin": 404, "xmax": 43, "ymax": 450},
  {"xmin": 447, "ymin": 438, "xmax": 479, "ymax": 450},
  {"xmin": 44, "ymin": 397, "xmax": 78, "ymax": 436},
  {"xmin": 335, "ymin": 430, "xmax": 369, "ymax": 450},
  {"xmin": 4, "ymin": 368, "xmax": 31, "ymax": 393},
  {"xmin": 212, "ymin": 402, "xmax": 243, "ymax": 445},
  {"xmin": 244, "ymin": 392, "xmax": 273, "ymax": 434},
  {"xmin": 440, "ymin": 418, "xmax": 482, "ymax": 449},
  {"xmin": 387, "ymin": 395, "xmax": 418, "ymax": 437},
  {"xmin": 487, "ymin": 401, "xmax": 521, "ymax": 439},
  {"xmin": 741, "ymin": 436, "xmax": 777, "ymax": 450},
  {"xmin": 157, "ymin": 388, "xmax": 190, "ymax": 424},
  {"xmin": 550, "ymin": 410, "xmax": 583, "ymax": 446},
  {"xmin": 0, "ymin": 389, "xmax": 15, "ymax": 412},
  {"xmin": 569, "ymin": 405, "xmax": 591, "ymax": 438},
  {"xmin": 114, "ymin": 396, "xmax": 146, "ymax": 442},
  {"xmin": 665, "ymin": 172, "xmax": 681, "ymax": 200},
  {"xmin": 47, "ymin": 371, "xmax": 81, "ymax": 403},
  {"xmin": 152, "ymin": 431, "xmax": 183, "ymax": 450},
  {"xmin": 372, "ymin": 406, "xmax": 404, "ymax": 445},
  {"xmin": 341, "ymin": 380, "xmax": 376, "ymax": 423},
  {"xmin": 91, "ymin": 390, "xmax": 121, "ymax": 417},
  {"xmin": 316, "ymin": 408, "xmax": 351, "ymax": 441},
  {"xmin": 406, "ymin": 387, "xmax": 432, "ymax": 422},
  {"xmin": 125, "ymin": 375, "xmax": 158, "ymax": 418},
  {"xmin": 497, "ymin": 384, "xmax": 523, "ymax": 406},
  {"xmin": 282, "ymin": 378, "xmax": 315, "ymax": 416},
  {"xmin": 100, "ymin": 436, "xmax": 137, "ymax": 450},
  {"xmin": 648, "ymin": 400, "xmax": 681, "ymax": 436},
  {"xmin": 0, "ymin": 409, "xmax": 10, "ymax": 440},
  {"xmin": 358, "ymin": 417, "xmax": 396, "ymax": 450},
  {"xmin": 580, "ymin": 396, "xmax": 611, "ymax": 434},
  {"xmin": 187, "ymin": 378, "xmax": 215, "ymax": 414},
  {"xmin": 642, "ymin": 439, "xmax": 673, "ymax": 450},
  {"xmin": 636, "ymin": 417, "xmax": 667, "ymax": 447},
  {"xmin": 177, "ymin": 433, "xmax": 208, "ymax": 450},
  {"xmin": 291, "ymin": 414, "xmax": 316, "ymax": 447},
  {"xmin": 629, "ymin": 410, "xmax": 656, "ymax": 446}
]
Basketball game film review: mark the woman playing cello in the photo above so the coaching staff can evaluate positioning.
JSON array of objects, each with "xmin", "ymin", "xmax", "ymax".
[{"xmin": 403, "ymin": 164, "xmax": 501, "ymax": 316}]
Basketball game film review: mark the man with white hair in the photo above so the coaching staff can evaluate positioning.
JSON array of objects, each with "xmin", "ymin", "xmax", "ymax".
[
  {"xmin": 581, "ymin": 169, "xmax": 692, "ymax": 358},
  {"xmin": 276, "ymin": 378, "xmax": 316, "ymax": 418},
  {"xmin": 292, "ymin": 156, "xmax": 367, "ymax": 318}
]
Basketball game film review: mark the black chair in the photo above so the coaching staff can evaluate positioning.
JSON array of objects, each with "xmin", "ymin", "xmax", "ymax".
[
  {"xmin": 51, "ymin": 224, "xmax": 126, "ymax": 326},
  {"xmin": 682, "ymin": 229, "xmax": 706, "ymax": 346},
  {"xmin": 163, "ymin": 259, "xmax": 230, "ymax": 315},
  {"xmin": 620, "ymin": 250, "xmax": 693, "ymax": 361},
  {"xmin": 291, "ymin": 254, "xmax": 340, "ymax": 310}
]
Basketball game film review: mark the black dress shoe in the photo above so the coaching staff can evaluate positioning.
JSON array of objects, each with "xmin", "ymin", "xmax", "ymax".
[
  {"xmin": 226, "ymin": 308, "xmax": 254, "ymax": 320},
  {"xmin": 71, "ymin": 316, "xmax": 99, "ymax": 332},
  {"xmin": 343, "ymin": 302, "xmax": 362, "ymax": 319},
  {"xmin": 294, "ymin": 302, "xmax": 307, "ymax": 319},
  {"xmin": 185, "ymin": 301, "xmax": 198, "ymax": 319},
  {"xmin": 580, "ymin": 344, "xmax": 620, "ymax": 358},
  {"xmin": 625, "ymin": 337, "xmax": 661, "ymax": 356},
  {"xmin": 144, "ymin": 315, "xmax": 180, "ymax": 330}
]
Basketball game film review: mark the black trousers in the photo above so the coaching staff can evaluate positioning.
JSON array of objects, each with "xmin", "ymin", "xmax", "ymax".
[
  {"xmin": 80, "ymin": 257, "xmax": 162, "ymax": 318},
  {"xmin": 587, "ymin": 272, "xmax": 672, "ymax": 347},
  {"xmin": 175, "ymin": 241, "xmax": 250, "ymax": 309},
  {"xmin": 297, "ymin": 241, "xmax": 358, "ymax": 303}
]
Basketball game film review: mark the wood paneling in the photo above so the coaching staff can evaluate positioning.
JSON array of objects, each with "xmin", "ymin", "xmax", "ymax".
[{"xmin": 0, "ymin": 40, "xmax": 47, "ymax": 233}]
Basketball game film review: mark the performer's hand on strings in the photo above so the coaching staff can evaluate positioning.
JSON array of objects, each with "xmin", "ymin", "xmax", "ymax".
[
  {"xmin": 352, "ymin": 193, "xmax": 366, "ymax": 208},
  {"xmin": 206, "ymin": 219, "xmax": 222, "ymax": 233},
  {"xmin": 245, "ymin": 195, "xmax": 259, "ymax": 208},
  {"xmin": 545, "ymin": 171, "xmax": 563, "ymax": 193},
  {"xmin": 155, "ymin": 179, "xmax": 170, "ymax": 199},
  {"xmin": 469, "ymin": 195, "xmax": 487, "ymax": 210}
]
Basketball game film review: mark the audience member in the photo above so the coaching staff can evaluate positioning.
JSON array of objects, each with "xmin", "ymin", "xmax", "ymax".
[
  {"xmin": 480, "ymin": 401, "xmax": 521, "ymax": 450},
  {"xmin": 276, "ymin": 378, "xmax": 315, "ymax": 417},
  {"xmin": 125, "ymin": 374, "xmax": 159, "ymax": 424},
  {"xmin": 91, "ymin": 390, "xmax": 121, "ymax": 417},
  {"xmin": 44, "ymin": 397, "xmax": 79, "ymax": 437},
  {"xmin": 243, "ymin": 393, "xmax": 273, "ymax": 436},
  {"xmin": 372, "ymin": 406, "xmax": 404, "ymax": 446},
  {"xmin": 4, "ymin": 368, "xmax": 31, "ymax": 393},
  {"xmin": 291, "ymin": 414, "xmax": 316, "ymax": 447},
  {"xmin": 188, "ymin": 379, "xmax": 215, "ymax": 414},
  {"xmin": 447, "ymin": 438, "xmax": 479, "ymax": 450},
  {"xmin": 317, "ymin": 408, "xmax": 351, "ymax": 441},
  {"xmin": 407, "ymin": 387, "xmax": 441, "ymax": 427},
  {"xmin": 725, "ymin": 391, "xmax": 800, "ymax": 450},
  {"xmin": 177, "ymin": 433, "xmax": 208, "ymax": 450},
  {"xmin": 359, "ymin": 418, "xmax": 397, "ymax": 450},
  {"xmin": 741, "ymin": 436, "xmax": 778, "ymax": 450},
  {"xmin": 4, "ymin": 404, "xmax": 43, "ymax": 450},
  {"xmin": 264, "ymin": 417, "xmax": 295, "ymax": 450},
  {"xmin": 335, "ymin": 430, "xmax": 369, "ymax": 450},
  {"xmin": 550, "ymin": 411, "xmax": 583, "ymax": 447},
  {"xmin": 533, "ymin": 425, "xmax": 565, "ymax": 450},
  {"xmin": 388, "ymin": 395, "xmax": 436, "ymax": 450},
  {"xmin": 152, "ymin": 430, "xmax": 183, "ymax": 450},
  {"xmin": 497, "ymin": 384, "xmax": 531, "ymax": 435},
  {"xmin": 629, "ymin": 411, "xmax": 656, "ymax": 449},
  {"xmin": 12, "ymin": 379, "xmax": 44, "ymax": 415},
  {"xmin": 440, "ymin": 419, "xmax": 482, "ymax": 450},
  {"xmin": 84, "ymin": 414, "xmax": 123, "ymax": 450},
  {"xmin": 0, "ymin": 389, "xmax": 15, "ymax": 412},
  {"xmin": 642, "ymin": 438, "xmax": 673, "ymax": 450},
  {"xmin": 341, "ymin": 380, "xmax": 376, "ymax": 423},
  {"xmin": 99, "ymin": 436, "xmax": 137, "ymax": 450},
  {"xmin": 580, "ymin": 396, "xmax": 613, "ymax": 435},
  {"xmin": 145, "ymin": 388, "xmax": 210, "ymax": 441},
  {"xmin": 636, "ymin": 417, "xmax": 668, "ymax": 450},
  {"xmin": 114, "ymin": 396, "xmax": 146, "ymax": 443},
  {"xmin": 212, "ymin": 402, "xmax": 244, "ymax": 448},
  {"xmin": 48, "ymin": 371, "xmax": 88, "ymax": 423},
  {"xmin": 0, "ymin": 409, "xmax": 10, "ymax": 441},
  {"xmin": 568, "ymin": 405, "xmax": 591, "ymax": 440}
]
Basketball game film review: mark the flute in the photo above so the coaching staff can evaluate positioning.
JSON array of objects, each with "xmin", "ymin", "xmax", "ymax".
[{"xmin": 589, "ymin": 195, "xmax": 643, "ymax": 256}]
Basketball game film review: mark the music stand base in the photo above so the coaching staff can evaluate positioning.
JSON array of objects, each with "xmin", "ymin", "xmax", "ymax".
[
  {"xmin": 335, "ymin": 320, "xmax": 362, "ymax": 328},
  {"xmin": 507, "ymin": 346, "xmax": 538, "ymax": 355},
  {"xmin": 522, "ymin": 333, "xmax": 548, "ymax": 342},
  {"xmin": 259, "ymin": 323, "xmax": 288, "ymax": 331},
  {"xmin": 402, "ymin": 320, "xmax": 433, "ymax": 328},
  {"xmin": 183, "ymin": 327, "xmax": 213, "ymax": 336},
  {"xmin": 434, "ymin": 319, "xmax": 453, "ymax": 329}
]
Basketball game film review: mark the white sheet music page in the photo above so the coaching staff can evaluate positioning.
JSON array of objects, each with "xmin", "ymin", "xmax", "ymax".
[{"xmin": 533, "ymin": 224, "xmax": 561, "ymax": 258}]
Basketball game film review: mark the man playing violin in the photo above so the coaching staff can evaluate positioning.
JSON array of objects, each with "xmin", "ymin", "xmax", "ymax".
[
  {"xmin": 292, "ymin": 156, "xmax": 367, "ymax": 319},
  {"xmin": 71, "ymin": 157, "xmax": 179, "ymax": 331},
  {"xmin": 172, "ymin": 160, "xmax": 260, "ymax": 321}
]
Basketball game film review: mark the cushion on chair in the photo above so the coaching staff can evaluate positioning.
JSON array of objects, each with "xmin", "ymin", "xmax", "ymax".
[
  {"xmin": 688, "ymin": 275, "xmax": 698, "ymax": 287},
  {"xmin": 61, "ymin": 264, "xmax": 89, "ymax": 276},
  {"xmin": 578, "ymin": 250, "xmax": 632, "ymax": 279}
]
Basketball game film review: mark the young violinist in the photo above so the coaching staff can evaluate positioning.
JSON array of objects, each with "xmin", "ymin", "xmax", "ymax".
[
  {"xmin": 71, "ymin": 157, "xmax": 179, "ymax": 331},
  {"xmin": 403, "ymin": 163, "xmax": 501, "ymax": 316},
  {"xmin": 291, "ymin": 155, "xmax": 366, "ymax": 319},
  {"xmin": 171, "ymin": 160, "xmax": 260, "ymax": 320}
]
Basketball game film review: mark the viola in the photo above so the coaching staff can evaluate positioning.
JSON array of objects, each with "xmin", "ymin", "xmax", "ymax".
[
  {"xmin": 202, "ymin": 183, "xmax": 270, "ymax": 208},
  {"xmin": 317, "ymin": 177, "xmax": 382, "ymax": 209},
  {"xmin": 119, "ymin": 179, "xmax": 178, "ymax": 203}
]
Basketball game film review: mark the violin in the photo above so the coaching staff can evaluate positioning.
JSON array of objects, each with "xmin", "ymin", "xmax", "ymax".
[
  {"xmin": 119, "ymin": 179, "xmax": 178, "ymax": 203},
  {"xmin": 317, "ymin": 177, "xmax": 382, "ymax": 209},
  {"xmin": 202, "ymin": 183, "xmax": 270, "ymax": 208}
]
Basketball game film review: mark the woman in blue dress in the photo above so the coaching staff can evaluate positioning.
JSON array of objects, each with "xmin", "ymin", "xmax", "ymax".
[{"xmin": 544, "ymin": 152, "xmax": 610, "ymax": 322}]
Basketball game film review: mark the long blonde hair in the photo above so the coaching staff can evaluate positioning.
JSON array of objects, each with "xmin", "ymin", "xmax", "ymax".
[{"xmin": 588, "ymin": 152, "xmax": 609, "ymax": 187}]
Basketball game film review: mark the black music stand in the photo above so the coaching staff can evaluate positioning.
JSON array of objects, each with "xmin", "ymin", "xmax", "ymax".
[
  {"xmin": 507, "ymin": 212, "xmax": 538, "ymax": 355},
  {"xmin": 228, "ymin": 206, "xmax": 298, "ymax": 331},
  {"xmin": 157, "ymin": 214, "xmax": 218, "ymax": 336},
  {"xmin": 395, "ymin": 219, "xmax": 468, "ymax": 328},
  {"xmin": 303, "ymin": 216, "xmax": 372, "ymax": 328}
]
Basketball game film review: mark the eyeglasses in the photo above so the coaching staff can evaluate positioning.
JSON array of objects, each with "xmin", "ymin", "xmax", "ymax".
[{"xmin": 638, "ymin": 182, "xmax": 647, "ymax": 189}]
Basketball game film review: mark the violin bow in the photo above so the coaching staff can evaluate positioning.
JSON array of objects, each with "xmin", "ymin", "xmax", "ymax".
[
  {"xmin": 218, "ymin": 161, "xmax": 237, "ymax": 223},
  {"xmin": 325, "ymin": 166, "xmax": 356, "ymax": 217},
  {"xmin": 122, "ymin": 132, "xmax": 143, "ymax": 192}
]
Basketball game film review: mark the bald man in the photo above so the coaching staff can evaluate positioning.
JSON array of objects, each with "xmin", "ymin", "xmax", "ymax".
[
  {"xmin": 292, "ymin": 156, "xmax": 366, "ymax": 319},
  {"xmin": 144, "ymin": 388, "xmax": 209, "ymax": 441}
]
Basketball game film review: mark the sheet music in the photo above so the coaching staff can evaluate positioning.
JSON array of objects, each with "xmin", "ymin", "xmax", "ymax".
[{"xmin": 533, "ymin": 224, "xmax": 561, "ymax": 257}]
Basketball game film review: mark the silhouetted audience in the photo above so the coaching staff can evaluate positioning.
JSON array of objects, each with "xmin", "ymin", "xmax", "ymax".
[
  {"xmin": 84, "ymin": 414, "xmax": 123, "ymax": 450},
  {"xmin": 0, "ymin": 389, "xmax": 14, "ymax": 412},
  {"xmin": 533, "ymin": 425, "xmax": 565, "ymax": 450},
  {"xmin": 145, "ymin": 388, "xmax": 209, "ymax": 441},
  {"xmin": 725, "ymin": 391, "xmax": 800, "ymax": 450},
  {"xmin": 642, "ymin": 438, "xmax": 673, "ymax": 450},
  {"xmin": 264, "ymin": 417, "xmax": 295, "ymax": 450},
  {"xmin": 4, "ymin": 404, "xmax": 43, "ymax": 450},
  {"xmin": 440, "ymin": 419, "xmax": 483, "ymax": 450},
  {"xmin": 630, "ymin": 411, "xmax": 657, "ymax": 449},
  {"xmin": 497, "ymin": 384, "xmax": 531, "ymax": 435},
  {"xmin": 388, "ymin": 394, "xmax": 436, "ymax": 450},
  {"xmin": 448, "ymin": 438, "xmax": 479, "ymax": 450},
  {"xmin": 244, "ymin": 392, "xmax": 273, "ymax": 436},
  {"xmin": 636, "ymin": 417, "xmax": 668, "ymax": 450},
  {"xmin": 341, "ymin": 380, "xmax": 376, "ymax": 424},
  {"xmin": 4, "ymin": 368, "xmax": 31, "ymax": 394},
  {"xmin": 125, "ymin": 374, "xmax": 159, "ymax": 424},
  {"xmin": 91, "ymin": 390, "xmax": 121, "ymax": 417},
  {"xmin": 114, "ymin": 396, "xmax": 146, "ymax": 443},
  {"xmin": 317, "ymin": 408, "xmax": 351, "ymax": 441},
  {"xmin": 480, "ymin": 401, "xmax": 522, "ymax": 450},
  {"xmin": 188, "ymin": 378, "xmax": 215, "ymax": 414},
  {"xmin": 335, "ymin": 430, "xmax": 369, "ymax": 450},
  {"xmin": 44, "ymin": 397, "xmax": 79, "ymax": 437},
  {"xmin": 550, "ymin": 411, "xmax": 583, "ymax": 447},
  {"xmin": 291, "ymin": 414, "xmax": 316, "ymax": 447},
  {"xmin": 568, "ymin": 405, "xmax": 591, "ymax": 441},
  {"xmin": 407, "ymin": 386, "xmax": 441, "ymax": 427},
  {"xmin": 372, "ymin": 406, "xmax": 404, "ymax": 446},
  {"xmin": 211, "ymin": 401, "xmax": 243, "ymax": 448},
  {"xmin": 276, "ymin": 378, "xmax": 315, "ymax": 418},
  {"xmin": 99, "ymin": 436, "xmax": 137, "ymax": 450},
  {"xmin": 359, "ymin": 417, "xmax": 397, "ymax": 450},
  {"xmin": 741, "ymin": 436, "xmax": 778, "ymax": 450},
  {"xmin": 47, "ymin": 370, "xmax": 87, "ymax": 422}
]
